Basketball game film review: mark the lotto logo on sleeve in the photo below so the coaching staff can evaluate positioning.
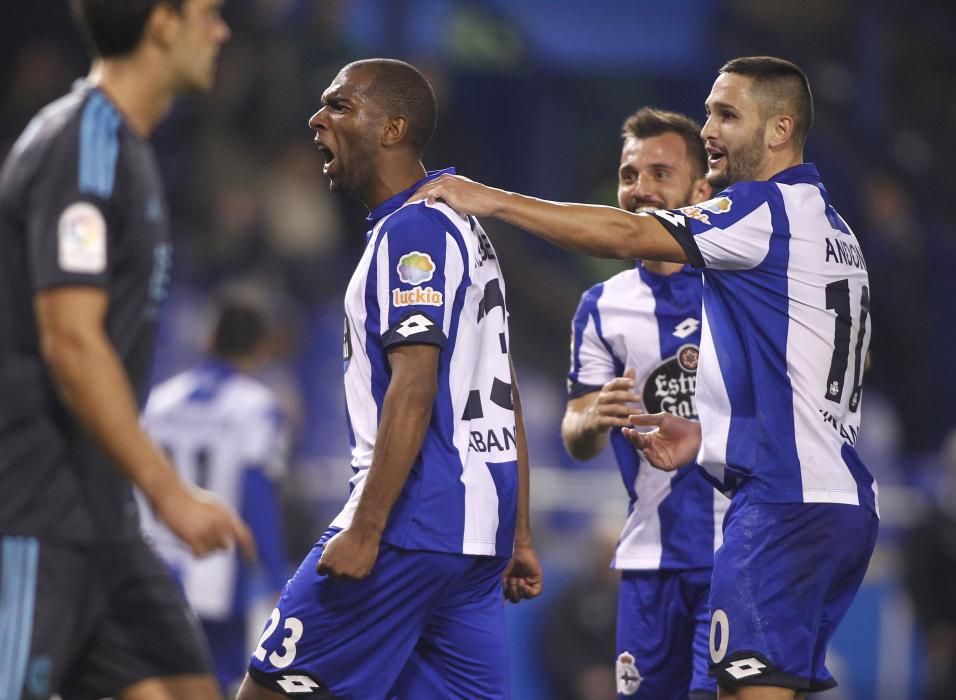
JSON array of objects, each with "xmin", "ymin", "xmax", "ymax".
[
  {"xmin": 396, "ymin": 314, "xmax": 434, "ymax": 338},
  {"xmin": 277, "ymin": 675, "xmax": 322, "ymax": 694},
  {"xmin": 397, "ymin": 251, "xmax": 436, "ymax": 285},
  {"xmin": 58, "ymin": 202, "xmax": 107, "ymax": 273}
]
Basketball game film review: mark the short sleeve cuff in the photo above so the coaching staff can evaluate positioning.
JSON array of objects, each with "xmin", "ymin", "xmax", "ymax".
[
  {"xmin": 649, "ymin": 211, "xmax": 706, "ymax": 269},
  {"xmin": 382, "ymin": 312, "xmax": 447, "ymax": 349}
]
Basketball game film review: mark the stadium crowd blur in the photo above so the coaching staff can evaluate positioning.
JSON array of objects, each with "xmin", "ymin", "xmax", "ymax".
[{"xmin": 4, "ymin": 1, "xmax": 955, "ymax": 698}]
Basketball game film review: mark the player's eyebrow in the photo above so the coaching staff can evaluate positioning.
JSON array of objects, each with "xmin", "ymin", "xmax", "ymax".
[
  {"xmin": 705, "ymin": 99, "xmax": 738, "ymax": 114},
  {"xmin": 322, "ymin": 89, "xmax": 348, "ymax": 105}
]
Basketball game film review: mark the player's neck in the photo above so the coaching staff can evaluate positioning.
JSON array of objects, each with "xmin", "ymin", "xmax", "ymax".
[
  {"xmin": 91, "ymin": 57, "xmax": 176, "ymax": 138},
  {"xmin": 213, "ymin": 355, "xmax": 257, "ymax": 374},
  {"xmin": 642, "ymin": 260, "xmax": 684, "ymax": 276},
  {"xmin": 361, "ymin": 161, "xmax": 428, "ymax": 210},
  {"xmin": 756, "ymin": 150, "xmax": 803, "ymax": 182}
]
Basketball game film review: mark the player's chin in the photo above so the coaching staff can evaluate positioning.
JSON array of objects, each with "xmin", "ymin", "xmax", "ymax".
[
  {"xmin": 706, "ymin": 172, "xmax": 729, "ymax": 192},
  {"xmin": 182, "ymin": 71, "xmax": 215, "ymax": 95},
  {"xmin": 327, "ymin": 176, "xmax": 345, "ymax": 192}
]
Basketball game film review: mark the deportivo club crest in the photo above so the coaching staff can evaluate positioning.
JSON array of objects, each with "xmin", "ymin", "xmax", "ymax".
[
  {"xmin": 642, "ymin": 344, "xmax": 700, "ymax": 419},
  {"xmin": 616, "ymin": 651, "xmax": 642, "ymax": 695}
]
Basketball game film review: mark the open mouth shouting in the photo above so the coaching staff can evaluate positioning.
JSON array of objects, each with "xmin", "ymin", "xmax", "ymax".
[
  {"xmin": 315, "ymin": 138, "xmax": 337, "ymax": 177},
  {"xmin": 705, "ymin": 143, "xmax": 726, "ymax": 169}
]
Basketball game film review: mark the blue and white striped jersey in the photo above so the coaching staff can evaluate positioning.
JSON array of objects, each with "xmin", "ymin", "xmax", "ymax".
[
  {"xmin": 140, "ymin": 360, "xmax": 288, "ymax": 620},
  {"xmin": 569, "ymin": 263, "xmax": 728, "ymax": 570},
  {"xmin": 651, "ymin": 163, "xmax": 877, "ymax": 515},
  {"xmin": 331, "ymin": 169, "xmax": 517, "ymax": 558}
]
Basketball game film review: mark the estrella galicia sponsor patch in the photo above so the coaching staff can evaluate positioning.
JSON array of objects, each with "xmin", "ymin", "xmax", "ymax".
[
  {"xmin": 616, "ymin": 651, "xmax": 642, "ymax": 695},
  {"xmin": 397, "ymin": 251, "xmax": 436, "ymax": 285},
  {"xmin": 642, "ymin": 344, "xmax": 699, "ymax": 418},
  {"xmin": 58, "ymin": 201, "xmax": 107, "ymax": 273}
]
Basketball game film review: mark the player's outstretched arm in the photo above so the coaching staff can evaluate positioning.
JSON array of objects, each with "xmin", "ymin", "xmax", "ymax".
[
  {"xmin": 36, "ymin": 287, "xmax": 256, "ymax": 560},
  {"xmin": 622, "ymin": 413, "xmax": 702, "ymax": 472},
  {"xmin": 410, "ymin": 174, "xmax": 689, "ymax": 262},
  {"xmin": 562, "ymin": 368, "xmax": 643, "ymax": 461},
  {"xmin": 503, "ymin": 356, "xmax": 543, "ymax": 603},
  {"xmin": 317, "ymin": 343, "xmax": 440, "ymax": 580}
]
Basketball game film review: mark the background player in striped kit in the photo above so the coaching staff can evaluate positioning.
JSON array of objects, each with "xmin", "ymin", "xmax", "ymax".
[
  {"xmin": 562, "ymin": 107, "xmax": 726, "ymax": 699},
  {"xmin": 141, "ymin": 299, "xmax": 289, "ymax": 695},
  {"xmin": 412, "ymin": 56, "xmax": 878, "ymax": 700},
  {"xmin": 239, "ymin": 58, "xmax": 541, "ymax": 700},
  {"xmin": 0, "ymin": 1, "xmax": 252, "ymax": 699}
]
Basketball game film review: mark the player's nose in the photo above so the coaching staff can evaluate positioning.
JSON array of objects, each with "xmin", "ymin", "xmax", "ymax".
[
  {"xmin": 308, "ymin": 109, "xmax": 326, "ymax": 131},
  {"xmin": 633, "ymin": 174, "xmax": 655, "ymax": 199}
]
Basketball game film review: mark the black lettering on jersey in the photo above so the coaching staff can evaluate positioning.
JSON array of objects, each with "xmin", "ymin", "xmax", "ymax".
[
  {"xmin": 462, "ymin": 390, "xmax": 484, "ymax": 420},
  {"xmin": 477, "ymin": 278, "xmax": 504, "ymax": 321},
  {"xmin": 818, "ymin": 409, "xmax": 859, "ymax": 446},
  {"xmin": 825, "ymin": 238, "xmax": 839, "ymax": 264},
  {"xmin": 502, "ymin": 426, "xmax": 516, "ymax": 451},
  {"xmin": 490, "ymin": 377, "xmax": 513, "ymax": 411},
  {"xmin": 468, "ymin": 427, "xmax": 517, "ymax": 453},
  {"xmin": 475, "ymin": 228, "xmax": 496, "ymax": 265},
  {"xmin": 469, "ymin": 431, "xmax": 486, "ymax": 452},
  {"xmin": 824, "ymin": 236, "xmax": 867, "ymax": 271}
]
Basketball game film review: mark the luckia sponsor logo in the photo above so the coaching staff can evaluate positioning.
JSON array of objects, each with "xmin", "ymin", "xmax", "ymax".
[
  {"xmin": 392, "ymin": 287, "xmax": 443, "ymax": 307},
  {"xmin": 397, "ymin": 251, "xmax": 436, "ymax": 285},
  {"xmin": 394, "ymin": 251, "xmax": 442, "ymax": 306}
]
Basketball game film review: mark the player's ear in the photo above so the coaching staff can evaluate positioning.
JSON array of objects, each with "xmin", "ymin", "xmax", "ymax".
[
  {"xmin": 691, "ymin": 176, "xmax": 712, "ymax": 203},
  {"xmin": 767, "ymin": 113, "xmax": 795, "ymax": 150},
  {"xmin": 382, "ymin": 116, "xmax": 409, "ymax": 148},
  {"xmin": 145, "ymin": 1, "xmax": 183, "ymax": 50}
]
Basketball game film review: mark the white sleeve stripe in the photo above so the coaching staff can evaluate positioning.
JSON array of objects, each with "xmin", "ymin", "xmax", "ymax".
[
  {"xmin": 694, "ymin": 202, "xmax": 774, "ymax": 271},
  {"xmin": 377, "ymin": 233, "xmax": 390, "ymax": 337},
  {"xmin": 443, "ymin": 231, "xmax": 465, "ymax": 336}
]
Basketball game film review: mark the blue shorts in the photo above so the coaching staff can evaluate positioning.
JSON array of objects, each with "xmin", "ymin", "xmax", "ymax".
[
  {"xmin": 201, "ymin": 615, "xmax": 247, "ymax": 693},
  {"xmin": 247, "ymin": 530, "xmax": 510, "ymax": 700},
  {"xmin": 708, "ymin": 501, "xmax": 878, "ymax": 693},
  {"xmin": 616, "ymin": 568, "xmax": 717, "ymax": 699}
]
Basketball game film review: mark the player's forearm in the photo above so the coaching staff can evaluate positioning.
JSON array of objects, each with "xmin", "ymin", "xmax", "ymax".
[
  {"xmin": 41, "ymin": 327, "xmax": 183, "ymax": 503},
  {"xmin": 490, "ymin": 191, "xmax": 681, "ymax": 261},
  {"xmin": 350, "ymin": 377, "xmax": 437, "ymax": 538},
  {"xmin": 561, "ymin": 411, "xmax": 608, "ymax": 461},
  {"xmin": 560, "ymin": 408, "xmax": 610, "ymax": 461},
  {"xmin": 511, "ymin": 360, "xmax": 532, "ymax": 545}
]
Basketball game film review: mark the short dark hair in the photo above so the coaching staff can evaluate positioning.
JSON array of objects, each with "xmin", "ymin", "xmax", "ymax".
[
  {"xmin": 70, "ymin": 0, "xmax": 185, "ymax": 58},
  {"xmin": 344, "ymin": 58, "xmax": 437, "ymax": 153},
  {"xmin": 622, "ymin": 107, "xmax": 707, "ymax": 180},
  {"xmin": 719, "ymin": 56, "xmax": 814, "ymax": 148},
  {"xmin": 212, "ymin": 302, "xmax": 267, "ymax": 360}
]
